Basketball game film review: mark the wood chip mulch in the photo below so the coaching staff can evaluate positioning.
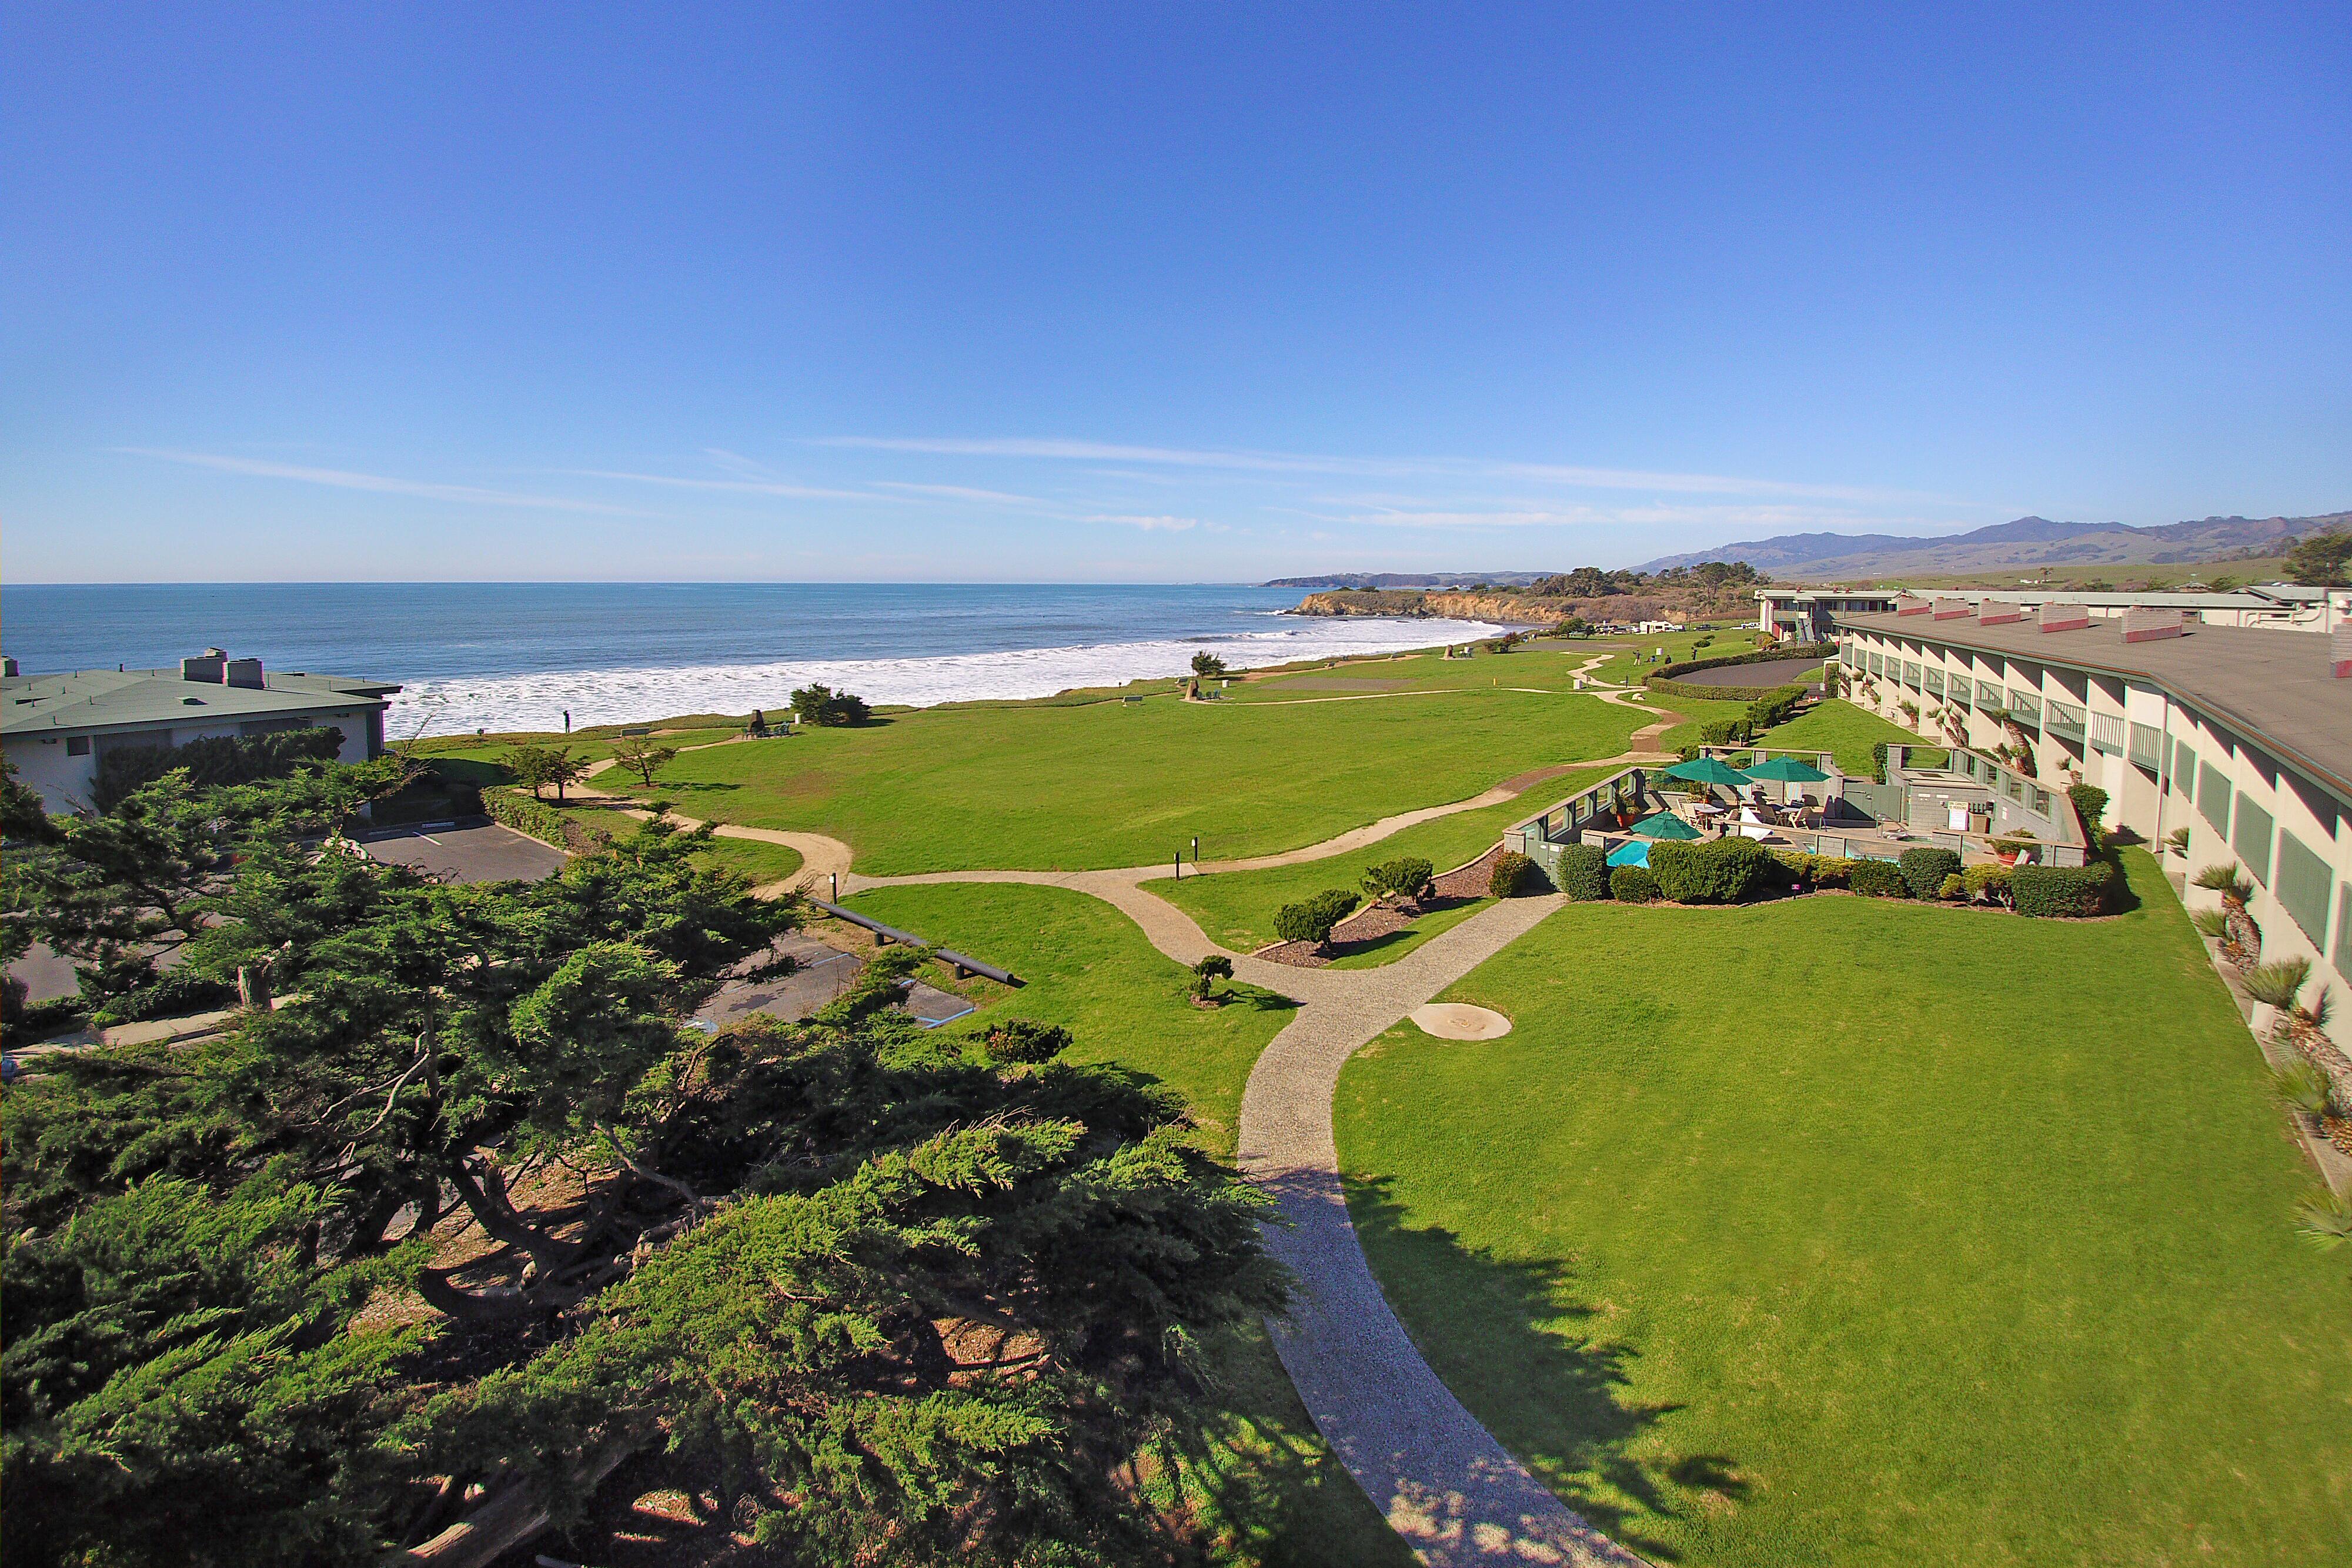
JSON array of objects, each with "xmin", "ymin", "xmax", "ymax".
[{"xmin": 1250, "ymin": 847, "xmax": 1504, "ymax": 968}]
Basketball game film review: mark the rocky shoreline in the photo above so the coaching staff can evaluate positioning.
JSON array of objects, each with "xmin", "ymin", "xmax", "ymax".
[{"xmin": 1286, "ymin": 589, "xmax": 1568, "ymax": 624}]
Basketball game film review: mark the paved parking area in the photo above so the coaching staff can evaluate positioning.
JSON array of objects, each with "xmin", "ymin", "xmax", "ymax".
[
  {"xmin": 696, "ymin": 932, "xmax": 977, "ymax": 1031},
  {"xmin": 360, "ymin": 821, "xmax": 569, "ymax": 884}
]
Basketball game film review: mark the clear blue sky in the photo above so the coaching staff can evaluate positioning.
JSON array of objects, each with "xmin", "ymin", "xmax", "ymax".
[{"xmin": 5, "ymin": 4, "xmax": 2346, "ymax": 583}]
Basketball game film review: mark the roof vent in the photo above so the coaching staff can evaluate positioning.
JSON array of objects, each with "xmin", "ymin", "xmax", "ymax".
[
  {"xmin": 2331, "ymin": 624, "xmax": 2350, "ymax": 680},
  {"xmin": 1, "ymin": 657, "xmax": 16, "ymax": 677},
  {"xmin": 225, "ymin": 657, "xmax": 264, "ymax": 689},
  {"xmin": 1977, "ymin": 600, "xmax": 2023, "ymax": 626},
  {"xmin": 181, "ymin": 650, "xmax": 228, "ymax": 683},
  {"xmin": 2121, "ymin": 607, "xmax": 2184, "ymax": 643},
  {"xmin": 1931, "ymin": 599, "xmax": 1972, "ymax": 620},
  {"xmin": 1893, "ymin": 594, "xmax": 1931, "ymax": 616},
  {"xmin": 2037, "ymin": 603, "xmax": 2091, "ymax": 633}
]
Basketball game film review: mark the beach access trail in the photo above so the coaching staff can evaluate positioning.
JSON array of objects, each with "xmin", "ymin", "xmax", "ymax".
[{"xmin": 562, "ymin": 677, "xmax": 1681, "ymax": 1564}]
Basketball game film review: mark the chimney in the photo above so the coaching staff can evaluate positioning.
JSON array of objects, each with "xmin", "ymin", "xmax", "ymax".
[
  {"xmin": 1931, "ymin": 598, "xmax": 1972, "ymax": 620},
  {"xmin": 1, "ymin": 657, "xmax": 17, "ymax": 677},
  {"xmin": 2121, "ymin": 607, "xmax": 2184, "ymax": 643},
  {"xmin": 225, "ymin": 657, "xmax": 265, "ymax": 689},
  {"xmin": 1977, "ymin": 600, "xmax": 2023, "ymax": 626},
  {"xmin": 2037, "ymin": 603, "xmax": 2091, "ymax": 633},
  {"xmin": 181, "ymin": 648, "xmax": 228, "ymax": 683}
]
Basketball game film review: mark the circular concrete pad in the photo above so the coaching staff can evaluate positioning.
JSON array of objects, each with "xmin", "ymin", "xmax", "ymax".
[{"xmin": 1407, "ymin": 1002, "xmax": 1512, "ymax": 1040}]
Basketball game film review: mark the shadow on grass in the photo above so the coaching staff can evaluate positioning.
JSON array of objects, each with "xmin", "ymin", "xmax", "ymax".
[{"xmin": 1342, "ymin": 1172, "xmax": 1746, "ymax": 1561}]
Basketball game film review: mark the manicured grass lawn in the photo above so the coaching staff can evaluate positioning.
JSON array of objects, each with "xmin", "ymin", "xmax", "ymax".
[
  {"xmin": 565, "ymin": 805, "xmax": 806, "ymax": 887},
  {"xmin": 1231, "ymin": 646, "xmax": 1609, "ymax": 701},
  {"xmin": 1158, "ymin": 767, "xmax": 1615, "ymax": 958},
  {"xmin": 1755, "ymin": 698, "xmax": 1944, "ymax": 775},
  {"xmin": 838, "ymin": 882, "xmax": 1411, "ymax": 1567},
  {"xmin": 1335, "ymin": 851, "xmax": 2351, "ymax": 1566},
  {"xmin": 646, "ymin": 689, "xmax": 1651, "ymax": 875}
]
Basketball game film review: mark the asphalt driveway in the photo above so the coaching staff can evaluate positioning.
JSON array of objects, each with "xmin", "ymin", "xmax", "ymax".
[{"xmin": 359, "ymin": 821, "xmax": 569, "ymax": 884}]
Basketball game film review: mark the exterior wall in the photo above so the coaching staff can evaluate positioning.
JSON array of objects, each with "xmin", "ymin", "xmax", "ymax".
[
  {"xmin": 1840, "ymin": 621, "xmax": 2352, "ymax": 1058},
  {"xmin": 3, "ymin": 707, "xmax": 377, "ymax": 815}
]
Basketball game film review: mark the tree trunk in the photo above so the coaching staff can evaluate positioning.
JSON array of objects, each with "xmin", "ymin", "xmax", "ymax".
[
  {"xmin": 442, "ymin": 1156, "xmax": 579, "ymax": 1276},
  {"xmin": 390, "ymin": 1438, "xmax": 639, "ymax": 1568}
]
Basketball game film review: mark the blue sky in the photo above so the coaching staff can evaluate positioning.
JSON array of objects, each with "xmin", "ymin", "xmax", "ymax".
[{"xmin": 4, "ymin": 4, "xmax": 2347, "ymax": 583}]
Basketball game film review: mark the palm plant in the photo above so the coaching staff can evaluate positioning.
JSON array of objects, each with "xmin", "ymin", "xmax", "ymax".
[
  {"xmin": 2244, "ymin": 957, "xmax": 2313, "ymax": 1012},
  {"xmin": 2271, "ymin": 1060, "xmax": 2336, "ymax": 1118},
  {"xmin": 2193, "ymin": 863, "xmax": 2254, "ymax": 905},
  {"xmin": 2189, "ymin": 907, "xmax": 2231, "ymax": 941},
  {"xmin": 2163, "ymin": 826, "xmax": 2191, "ymax": 856},
  {"xmin": 2293, "ymin": 1188, "xmax": 2352, "ymax": 1252}
]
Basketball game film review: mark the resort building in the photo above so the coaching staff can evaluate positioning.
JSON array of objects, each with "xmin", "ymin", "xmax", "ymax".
[
  {"xmin": 1835, "ymin": 603, "xmax": 2352, "ymax": 1054},
  {"xmin": 1, "ymin": 648, "xmax": 400, "ymax": 814},
  {"xmin": 1759, "ymin": 584, "xmax": 2348, "ymax": 644}
]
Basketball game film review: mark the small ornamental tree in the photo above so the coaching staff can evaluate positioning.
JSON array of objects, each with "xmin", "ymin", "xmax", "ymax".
[
  {"xmin": 507, "ymin": 743, "xmax": 584, "ymax": 801},
  {"xmin": 1190, "ymin": 651, "xmax": 1229, "ymax": 680},
  {"xmin": 789, "ymin": 684, "xmax": 872, "ymax": 727},
  {"xmin": 2067, "ymin": 782, "xmax": 2109, "ymax": 850},
  {"xmin": 1488, "ymin": 850, "xmax": 1535, "ymax": 898},
  {"xmin": 608, "ymin": 735, "xmax": 680, "ymax": 788},
  {"xmin": 1191, "ymin": 954, "xmax": 1234, "ymax": 1003}
]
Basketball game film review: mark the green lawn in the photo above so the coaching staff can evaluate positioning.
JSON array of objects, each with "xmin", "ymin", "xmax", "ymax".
[
  {"xmin": 643, "ymin": 688, "xmax": 1651, "ymax": 875},
  {"xmin": 1754, "ymin": 698, "xmax": 1944, "ymax": 775},
  {"xmin": 564, "ymin": 804, "xmax": 806, "ymax": 887},
  {"xmin": 1157, "ymin": 767, "xmax": 1615, "ymax": 958},
  {"xmin": 838, "ymin": 882, "xmax": 1411, "ymax": 1567},
  {"xmin": 1334, "ymin": 851, "xmax": 2350, "ymax": 1566}
]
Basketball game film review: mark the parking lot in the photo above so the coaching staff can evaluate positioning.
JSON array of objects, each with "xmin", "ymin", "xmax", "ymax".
[{"xmin": 358, "ymin": 820, "xmax": 570, "ymax": 884}]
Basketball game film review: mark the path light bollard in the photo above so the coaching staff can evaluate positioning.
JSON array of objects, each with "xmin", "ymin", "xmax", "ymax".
[{"xmin": 830, "ymin": 872, "xmax": 838, "ymax": 902}]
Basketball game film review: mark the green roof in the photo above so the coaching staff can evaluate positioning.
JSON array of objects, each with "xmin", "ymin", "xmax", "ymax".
[{"xmin": 2, "ymin": 667, "xmax": 399, "ymax": 738}]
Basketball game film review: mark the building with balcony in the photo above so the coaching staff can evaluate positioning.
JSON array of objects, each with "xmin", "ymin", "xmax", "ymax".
[
  {"xmin": 1834, "ymin": 603, "xmax": 2352, "ymax": 1054},
  {"xmin": 1759, "ymin": 583, "xmax": 2347, "ymax": 644},
  {"xmin": 2, "ymin": 648, "xmax": 400, "ymax": 815}
]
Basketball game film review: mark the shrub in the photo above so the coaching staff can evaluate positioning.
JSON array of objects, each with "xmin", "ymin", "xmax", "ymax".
[
  {"xmin": 2293, "ymin": 1188, "xmax": 2352, "ymax": 1250},
  {"xmin": 1361, "ymin": 856, "xmax": 1435, "ymax": 904},
  {"xmin": 2067, "ymin": 782, "xmax": 2110, "ymax": 850},
  {"xmin": 2193, "ymin": 863, "xmax": 2254, "ymax": 903},
  {"xmin": 1870, "ymin": 741, "xmax": 1890, "ymax": 785},
  {"xmin": 1189, "ymin": 954, "xmax": 1235, "ymax": 1002},
  {"xmin": 1274, "ymin": 888, "xmax": 1360, "ymax": 945},
  {"xmin": 1847, "ymin": 858, "xmax": 1909, "ymax": 898},
  {"xmin": 2272, "ymin": 1060, "xmax": 2338, "ymax": 1118},
  {"xmin": 2012, "ymin": 861, "xmax": 2117, "ymax": 918},
  {"xmin": 1811, "ymin": 855, "xmax": 1855, "ymax": 888},
  {"xmin": 1745, "ymin": 684, "xmax": 1806, "ymax": 729},
  {"xmin": 1488, "ymin": 851, "xmax": 1535, "ymax": 899},
  {"xmin": 1938, "ymin": 872, "xmax": 1966, "ymax": 900},
  {"xmin": 1963, "ymin": 862, "xmax": 2013, "ymax": 905},
  {"xmin": 1609, "ymin": 865, "xmax": 1659, "ymax": 902},
  {"xmin": 1699, "ymin": 718, "xmax": 1755, "ymax": 747},
  {"xmin": 1649, "ymin": 838, "xmax": 1772, "ymax": 904},
  {"xmin": 790, "ymin": 683, "xmax": 871, "ymax": 726},
  {"xmin": 2243, "ymin": 957, "xmax": 2313, "ymax": 1011},
  {"xmin": 92, "ymin": 726, "xmax": 348, "ymax": 813},
  {"xmin": 1897, "ymin": 846, "xmax": 1962, "ymax": 900},
  {"xmin": 978, "ymin": 1018, "xmax": 1073, "ymax": 1064},
  {"xmin": 2189, "ymin": 907, "xmax": 2231, "ymax": 940},
  {"xmin": 484, "ymin": 787, "xmax": 576, "ymax": 848},
  {"xmin": 1555, "ymin": 843, "xmax": 1610, "ymax": 901}
]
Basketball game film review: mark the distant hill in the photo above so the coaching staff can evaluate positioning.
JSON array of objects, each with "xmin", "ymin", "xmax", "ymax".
[
  {"xmin": 1636, "ymin": 511, "xmax": 2351, "ymax": 581},
  {"xmin": 1260, "ymin": 571, "xmax": 1555, "ymax": 589}
]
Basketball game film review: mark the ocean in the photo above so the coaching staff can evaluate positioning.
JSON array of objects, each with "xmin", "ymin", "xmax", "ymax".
[{"xmin": 0, "ymin": 582, "xmax": 1505, "ymax": 737}]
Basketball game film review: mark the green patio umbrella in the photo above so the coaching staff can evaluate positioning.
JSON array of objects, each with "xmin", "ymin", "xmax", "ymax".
[
  {"xmin": 1743, "ymin": 754, "xmax": 1832, "ymax": 783},
  {"xmin": 1628, "ymin": 810, "xmax": 1703, "ymax": 840},
  {"xmin": 1662, "ymin": 757, "xmax": 1751, "ymax": 787}
]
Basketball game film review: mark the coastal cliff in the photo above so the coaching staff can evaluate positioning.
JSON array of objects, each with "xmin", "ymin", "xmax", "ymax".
[{"xmin": 1289, "ymin": 589, "xmax": 1572, "ymax": 624}]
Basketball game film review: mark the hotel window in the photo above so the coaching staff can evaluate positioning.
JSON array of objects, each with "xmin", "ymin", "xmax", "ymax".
[
  {"xmin": 2272, "ymin": 829, "xmax": 2333, "ymax": 947},
  {"xmin": 1903, "ymin": 660, "xmax": 1922, "ymax": 687},
  {"xmin": 66, "ymin": 736, "xmax": 89, "ymax": 756},
  {"xmin": 2231, "ymin": 796, "xmax": 2275, "ymax": 882},
  {"xmin": 2007, "ymin": 691, "xmax": 2039, "ymax": 724},
  {"xmin": 1977, "ymin": 679, "xmax": 2003, "ymax": 708},
  {"xmin": 2127, "ymin": 723, "xmax": 2163, "ymax": 772},
  {"xmin": 2030, "ymin": 787, "xmax": 2051, "ymax": 815},
  {"xmin": 2198, "ymin": 761, "xmax": 2232, "ymax": 831},
  {"xmin": 2173, "ymin": 740, "xmax": 2196, "ymax": 794},
  {"xmin": 2088, "ymin": 711, "xmax": 2126, "ymax": 754},
  {"xmin": 1923, "ymin": 669, "xmax": 1943, "ymax": 696},
  {"xmin": 2006, "ymin": 776, "xmax": 2024, "ymax": 801},
  {"xmin": 2336, "ymin": 884, "xmax": 2350, "ymax": 977}
]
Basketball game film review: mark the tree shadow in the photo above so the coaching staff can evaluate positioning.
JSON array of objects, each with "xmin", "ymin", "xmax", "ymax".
[{"xmin": 1339, "ymin": 1171, "xmax": 1748, "ymax": 1560}]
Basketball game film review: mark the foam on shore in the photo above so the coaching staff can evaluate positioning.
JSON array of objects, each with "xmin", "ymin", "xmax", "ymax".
[{"xmin": 388, "ymin": 616, "xmax": 1509, "ymax": 736}]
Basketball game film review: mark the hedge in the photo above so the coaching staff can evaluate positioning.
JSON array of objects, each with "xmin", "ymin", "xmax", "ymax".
[
  {"xmin": 1488, "ymin": 851, "xmax": 1535, "ymax": 899},
  {"xmin": 1645, "ymin": 642, "xmax": 1832, "ymax": 702},
  {"xmin": 1847, "ymin": 858, "xmax": 1909, "ymax": 898},
  {"xmin": 1745, "ymin": 684, "xmax": 1806, "ymax": 728},
  {"xmin": 1897, "ymin": 846, "xmax": 1962, "ymax": 900},
  {"xmin": 92, "ymin": 726, "xmax": 347, "ymax": 813},
  {"xmin": 1363, "ymin": 856, "xmax": 1435, "ymax": 902},
  {"xmin": 1649, "ymin": 837, "xmax": 1773, "ymax": 904},
  {"xmin": 1609, "ymin": 865, "xmax": 1659, "ymax": 902},
  {"xmin": 483, "ymin": 787, "xmax": 579, "ymax": 850},
  {"xmin": 1555, "ymin": 842, "xmax": 1610, "ymax": 901},
  {"xmin": 2013, "ymin": 860, "xmax": 2118, "ymax": 918}
]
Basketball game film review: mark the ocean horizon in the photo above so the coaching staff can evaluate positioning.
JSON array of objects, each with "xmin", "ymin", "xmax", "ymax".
[{"xmin": 0, "ymin": 581, "xmax": 1506, "ymax": 737}]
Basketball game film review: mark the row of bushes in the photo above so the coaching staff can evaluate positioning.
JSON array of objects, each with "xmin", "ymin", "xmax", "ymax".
[
  {"xmin": 1527, "ymin": 838, "xmax": 2116, "ymax": 916},
  {"xmin": 1646, "ymin": 643, "xmax": 1831, "ymax": 702},
  {"xmin": 1651, "ymin": 641, "xmax": 1835, "ymax": 680},
  {"xmin": 483, "ymin": 787, "xmax": 587, "ymax": 850}
]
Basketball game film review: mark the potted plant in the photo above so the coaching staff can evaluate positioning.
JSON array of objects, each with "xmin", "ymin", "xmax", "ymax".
[{"xmin": 1992, "ymin": 830, "xmax": 2037, "ymax": 867}]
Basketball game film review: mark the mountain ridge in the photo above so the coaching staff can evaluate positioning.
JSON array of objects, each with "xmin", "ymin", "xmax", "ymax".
[{"xmin": 1636, "ymin": 511, "xmax": 2350, "ymax": 579}]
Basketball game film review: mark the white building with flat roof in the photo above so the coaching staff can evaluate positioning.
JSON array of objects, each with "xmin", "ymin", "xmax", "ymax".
[
  {"xmin": 1760, "ymin": 584, "xmax": 2347, "ymax": 643},
  {"xmin": 2, "ymin": 648, "xmax": 400, "ymax": 815}
]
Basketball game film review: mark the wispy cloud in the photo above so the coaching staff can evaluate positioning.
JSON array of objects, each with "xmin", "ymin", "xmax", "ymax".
[
  {"xmin": 815, "ymin": 434, "xmax": 1956, "ymax": 506},
  {"xmin": 872, "ymin": 482, "xmax": 1052, "ymax": 506},
  {"xmin": 1080, "ymin": 513, "xmax": 1199, "ymax": 531},
  {"xmin": 570, "ymin": 469, "xmax": 881, "ymax": 502},
  {"xmin": 121, "ymin": 449, "xmax": 643, "ymax": 514}
]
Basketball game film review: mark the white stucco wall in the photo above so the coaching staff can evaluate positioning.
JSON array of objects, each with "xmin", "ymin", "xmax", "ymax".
[{"xmin": 4, "ymin": 707, "xmax": 376, "ymax": 815}]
